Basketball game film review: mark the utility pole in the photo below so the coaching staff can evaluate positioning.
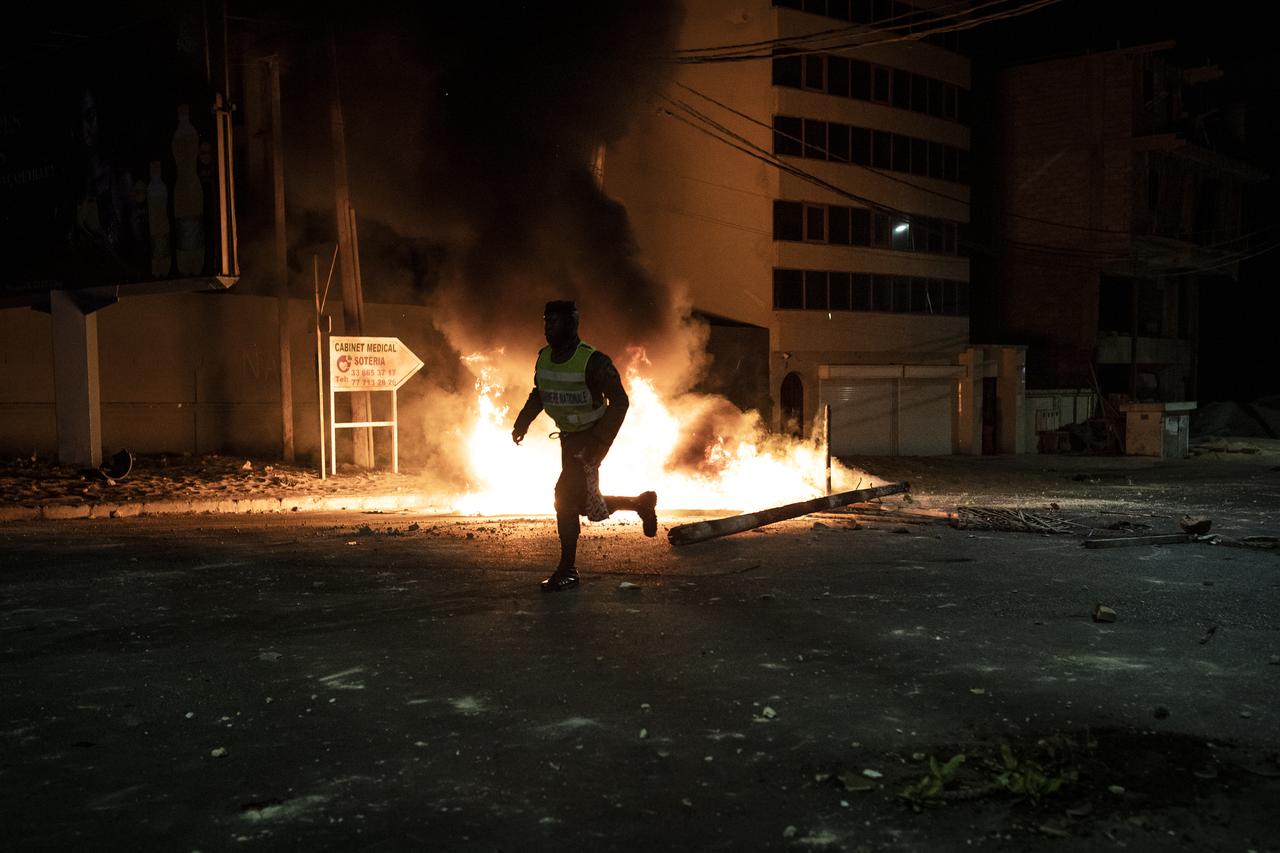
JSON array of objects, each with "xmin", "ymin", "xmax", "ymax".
[
  {"xmin": 328, "ymin": 27, "xmax": 374, "ymax": 467},
  {"xmin": 267, "ymin": 54, "xmax": 295, "ymax": 462}
]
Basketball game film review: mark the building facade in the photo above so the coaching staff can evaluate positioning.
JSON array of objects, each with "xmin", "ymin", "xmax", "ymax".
[
  {"xmin": 607, "ymin": 0, "xmax": 1022, "ymax": 455},
  {"xmin": 994, "ymin": 42, "xmax": 1261, "ymax": 426}
]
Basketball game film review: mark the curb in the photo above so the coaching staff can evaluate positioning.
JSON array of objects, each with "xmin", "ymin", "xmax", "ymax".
[{"xmin": 0, "ymin": 493, "xmax": 442, "ymax": 523}]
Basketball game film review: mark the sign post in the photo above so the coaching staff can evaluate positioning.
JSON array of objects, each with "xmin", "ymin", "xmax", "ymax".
[{"xmin": 328, "ymin": 336, "xmax": 424, "ymax": 474}]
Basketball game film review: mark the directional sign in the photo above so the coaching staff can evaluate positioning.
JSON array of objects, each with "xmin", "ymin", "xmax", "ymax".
[{"xmin": 329, "ymin": 336, "xmax": 424, "ymax": 391}]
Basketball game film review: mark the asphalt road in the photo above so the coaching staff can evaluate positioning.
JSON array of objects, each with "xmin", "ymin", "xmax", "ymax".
[{"xmin": 2, "ymin": 462, "xmax": 1279, "ymax": 851}]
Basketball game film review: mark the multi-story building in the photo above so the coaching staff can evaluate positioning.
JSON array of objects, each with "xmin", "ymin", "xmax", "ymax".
[
  {"xmin": 993, "ymin": 42, "xmax": 1262, "ymax": 433},
  {"xmin": 607, "ymin": 0, "xmax": 1023, "ymax": 455}
]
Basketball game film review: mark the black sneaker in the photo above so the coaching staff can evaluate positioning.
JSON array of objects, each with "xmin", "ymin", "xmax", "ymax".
[
  {"xmin": 540, "ymin": 568, "xmax": 580, "ymax": 593},
  {"xmin": 638, "ymin": 491, "xmax": 658, "ymax": 538}
]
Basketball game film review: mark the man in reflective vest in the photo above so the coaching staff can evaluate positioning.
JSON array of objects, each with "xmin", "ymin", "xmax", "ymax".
[{"xmin": 511, "ymin": 300, "xmax": 658, "ymax": 592}]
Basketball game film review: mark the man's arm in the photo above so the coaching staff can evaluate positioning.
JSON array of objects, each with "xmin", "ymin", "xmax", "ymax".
[
  {"xmin": 585, "ymin": 352, "xmax": 628, "ymax": 457},
  {"xmin": 511, "ymin": 387, "xmax": 542, "ymax": 444}
]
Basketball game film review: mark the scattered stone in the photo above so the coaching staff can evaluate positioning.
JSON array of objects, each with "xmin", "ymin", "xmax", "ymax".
[
  {"xmin": 618, "ymin": 582, "xmax": 641, "ymax": 590},
  {"xmin": 211, "ymin": 747, "xmax": 227, "ymax": 758},
  {"xmin": 1107, "ymin": 784, "xmax": 1125, "ymax": 795},
  {"xmin": 782, "ymin": 825, "xmax": 797, "ymax": 839},
  {"xmin": 761, "ymin": 706, "xmax": 777, "ymax": 719},
  {"xmin": 861, "ymin": 768, "xmax": 883, "ymax": 779},
  {"xmin": 1092, "ymin": 604, "xmax": 1118, "ymax": 623},
  {"xmin": 1064, "ymin": 801, "xmax": 1093, "ymax": 818},
  {"xmin": 1179, "ymin": 516, "xmax": 1212, "ymax": 535},
  {"xmin": 969, "ymin": 688, "xmax": 986, "ymax": 695},
  {"xmin": 1240, "ymin": 710, "xmax": 1253, "ymax": 719},
  {"xmin": 185, "ymin": 711, "xmax": 194, "ymax": 719},
  {"xmin": 240, "ymin": 461, "xmax": 252, "ymax": 471},
  {"xmin": 639, "ymin": 728, "xmax": 648, "ymax": 739}
]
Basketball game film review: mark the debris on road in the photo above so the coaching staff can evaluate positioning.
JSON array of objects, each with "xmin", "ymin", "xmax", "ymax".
[
  {"xmin": 1092, "ymin": 604, "xmax": 1118, "ymax": 623},
  {"xmin": 667, "ymin": 482, "xmax": 909, "ymax": 546},
  {"xmin": 953, "ymin": 506, "xmax": 1076, "ymax": 534},
  {"xmin": 1199, "ymin": 626, "xmax": 1218, "ymax": 645},
  {"xmin": 618, "ymin": 582, "xmax": 641, "ymax": 590},
  {"xmin": 1179, "ymin": 516, "xmax": 1213, "ymax": 534},
  {"xmin": 1083, "ymin": 533, "xmax": 1193, "ymax": 549}
]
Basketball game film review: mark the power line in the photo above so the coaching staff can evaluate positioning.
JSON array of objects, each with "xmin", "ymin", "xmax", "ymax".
[
  {"xmin": 658, "ymin": 93, "xmax": 1280, "ymax": 276},
  {"xmin": 669, "ymin": 0, "xmax": 1064, "ymax": 63}
]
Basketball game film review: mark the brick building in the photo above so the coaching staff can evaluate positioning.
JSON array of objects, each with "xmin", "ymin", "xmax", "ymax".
[{"xmin": 992, "ymin": 42, "xmax": 1262, "ymax": 417}]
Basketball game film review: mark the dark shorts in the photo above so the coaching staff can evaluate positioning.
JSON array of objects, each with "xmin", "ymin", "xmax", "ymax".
[{"xmin": 554, "ymin": 430, "xmax": 597, "ymax": 517}]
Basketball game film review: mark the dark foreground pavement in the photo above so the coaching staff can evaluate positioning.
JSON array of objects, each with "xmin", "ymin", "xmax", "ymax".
[{"xmin": 2, "ymin": 455, "xmax": 1278, "ymax": 851}]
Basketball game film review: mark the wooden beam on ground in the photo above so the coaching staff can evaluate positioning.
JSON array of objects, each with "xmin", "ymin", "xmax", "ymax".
[
  {"xmin": 1082, "ymin": 533, "xmax": 1193, "ymax": 549},
  {"xmin": 667, "ymin": 482, "xmax": 910, "ymax": 547}
]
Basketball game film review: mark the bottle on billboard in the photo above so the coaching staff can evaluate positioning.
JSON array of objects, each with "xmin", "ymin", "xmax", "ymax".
[
  {"xmin": 172, "ymin": 104, "xmax": 204, "ymax": 275},
  {"xmin": 147, "ymin": 160, "xmax": 171, "ymax": 278}
]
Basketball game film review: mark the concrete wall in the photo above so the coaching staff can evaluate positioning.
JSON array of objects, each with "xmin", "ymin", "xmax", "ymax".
[{"xmin": 0, "ymin": 291, "xmax": 445, "ymax": 463}]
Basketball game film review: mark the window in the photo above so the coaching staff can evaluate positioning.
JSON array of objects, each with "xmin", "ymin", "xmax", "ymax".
[
  {"xmin": 772, "ymin": 52, "xmax": 802, "ymax": 88},
  {"xmin": 925, "ymin": 218, "xmax": 942, "ymax": 253},
  {"xmin": 805, "ymin": 270, "xmax": 829, "ymax": 309},
  {"xmin": 873, "ymin": 66, "xmax": 891, "ymax": 103},
  {"xmin": 828, "ymin": 56, "xmax": 850, "ymax": 97},
  {"xmin": 872, "ymin": 211, "xmax": 890, "ymax": 247},
  {"xmin": 892, "ymin": 69, "xmax": 910, "ymax": 109},
  {"xmin": 829, "ymin": 272, "xmax": 851, "ymax": 310},
  {"xmin": 928, "ymin": 141, "xmax": 944, "ymax": 180},
  {"xmin": 872, "ymin": 130, "xmax": 891, "ymax": 169},
  {"xmin": 805, "ymin": 205, "xmax": 826, "ymax": 242},
  {"xmin": 892, "ymin": 276, "xmax": 911, "ymax": 313},
  {"xmin": 827, "ymin": 122, "xmax": 850, "ymax": 162},
  {"xmin": 852, "ymin": 273, "xmax": 872, "ymax": 310},
  {"xmin": 892, "ymin": 134, "xmax": 910, "ymax": 172},
  {"xmin": 773, "ymin": 200, "xmax": 804, "ymax": 241},
  {"xmin": 803, "ymin": 119, "xmax": 827, "ymax": 158},
  {"xmin": 927, "ymin": 79, "xmax": 944, "ymax": 117},
  {"xmin": 851, "ymin": 208, "xmax": 871, "ymax": 245},
  {"xmin": 804, "ymin": 55, "xmax": 825, "ymax": 90},
  {"xmin": 928, "ymin": 279, "xmax": 944, "ymax": 314},
  {"xmin": 910, "ymin": 73, "xmax": 927, "ymax": 113},
  {"xmin": 910, "ymin": 138, "xmax": 928, "ymax": 176},
  {"xmin": 891, "ymin": 218, "xmax": 912, "ymax": 251},
  {"xmin": 850, "ymin": 61, "xmax": 871, "ymax": 100},
  {"xmin": 944, "ymin": 147, "xmax": 959, "ymax": 182},
  {"xmin": 774, "ymin": 268, "xmax": 803, "ymax": 309},
  {"xmin": 910, "ymin": 277, "xmax": 929, "ymax": 312},
  {"xmin": 851, "ymin": 127, "xmax": 871, "ymax": 165},
  {"xmin": 871, "ymin": 274, "xmax": 892, "ymax": 311},
  {"xmin": 829, "ymin": 206, "xmax": 851, "ymax": 245},
  {"xmin": 774, "ymin": 115, "xmax": 803, "ymax": 156}
]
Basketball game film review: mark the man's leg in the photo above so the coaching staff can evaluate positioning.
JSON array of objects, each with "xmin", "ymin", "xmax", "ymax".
[
  {"xmin": 601, "ymin": 491, "xmax": 659, "ymax": 537},
  {"xmin": 544, "ymin": 436, "xmax": 588, "ymax": 591}
]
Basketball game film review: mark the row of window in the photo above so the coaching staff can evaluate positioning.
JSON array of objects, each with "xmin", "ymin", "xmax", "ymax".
[
  {"xmin": 773, "ymin": 52, "xmax": 970, "ymax": 124},
  {"xmin": 774, "ymin": 200, "xmax": 960, "ymax": 255},
  {"xmin": 772, "ymin": 0, "xmax": 965, "ymax": 52},
  {"xmin": 774, "ymin": 268, "xmax": 970, "ymax": 315},
  {"xmin": 773, "ymin": 115, "xmax": 970, "ymax": 184}
]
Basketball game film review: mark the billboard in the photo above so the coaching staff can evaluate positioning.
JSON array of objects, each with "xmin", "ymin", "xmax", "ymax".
[{"xmin": 1, "ymin": 7, "xmax": 234, "ymax": 297}]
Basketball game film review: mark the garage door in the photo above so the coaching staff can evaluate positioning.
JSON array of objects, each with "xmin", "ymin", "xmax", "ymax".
[
  {"xmin": 820, "ymin": 378, "xmax": 954, "ymax": 456},
  {"xmin": 820, "ymin": 380, "xmax": 894, "ymax": 455}
]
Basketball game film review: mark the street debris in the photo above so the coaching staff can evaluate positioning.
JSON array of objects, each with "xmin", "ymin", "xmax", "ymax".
[
  {"xmin": 1198, "ymin": 625, "xmax": 1218, "ymax": 645},
  {"xmin": 618, "ymin": 582, "xmax": 641, "ymax": 590},
  {"xmin": 953, "ymin": 506, "xmax": 1076, "ymax": 534},
  {"xmin": 211, "ymin": 747, "xmax": 227, "ymax": 757},
  {"xmin": 667, "ymin": 482, "xmax": 909, "ymax": 546},
  {"xmin": 1083, "ymin": 533, "xmax": 1194, "ymax": 549},
  {"xmin": 1091, "ymin": 604, "xmax": 1118, "ymax": 623},
  {"xmin": 1179, "ymin": 515, "xmax": 1213, "ymax": 535}
]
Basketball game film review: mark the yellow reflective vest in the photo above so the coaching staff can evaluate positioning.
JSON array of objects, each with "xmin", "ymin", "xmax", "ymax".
[{"xmin": 536, "ymin": 342, "xmax": 605, "ymax": 433}]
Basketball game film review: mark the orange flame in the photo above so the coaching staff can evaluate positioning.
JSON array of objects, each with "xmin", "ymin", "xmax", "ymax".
[{"xmin": 453, "ymin": 351, "xmax": 868, "ymax": 515}]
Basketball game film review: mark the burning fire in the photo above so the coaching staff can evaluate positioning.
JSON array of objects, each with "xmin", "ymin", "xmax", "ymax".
[{"xmin": 453, "ymin": 352, "xmax": 869, "ymax": 515}]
